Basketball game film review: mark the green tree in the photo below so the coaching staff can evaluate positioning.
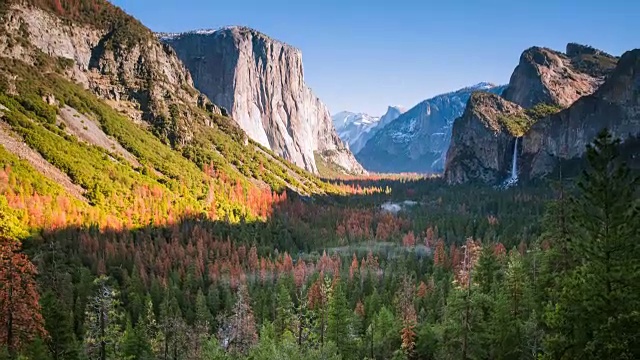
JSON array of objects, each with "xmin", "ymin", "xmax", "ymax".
[
  {"xmin": 120, "ymin": 319, "xmax": 152, "ymax": 360},
  {"xmin": 543, "ymin": 130, "xmax": 640, "ymax": 359},
  {"xmin": 274, "ymin": 279, "xmax": 294, "ymax": 338},
  {"xmin": 327, "ymin": 281, "xmax": 353, "ymax": 357},
  {"xmin": 159, "ymin": 290, "xmax": 187, "ymax": 360},
  {"xmin": 365, "ymin": 306, "xmax": 400, "ymax": 360},
  {"xmin": 40, "ymin": 290, "xmax": 79, "ymax": 360},
  {"xmin": 437, "ymin": 288, "xmax": 491, "ymax": 360},
  {"xmin": 83, "ymin": 276, "xmax": 124, "ymax": 360},
  {"xmin": 491, "ymin": 250, "xmax": 532, "ymax": 360}
]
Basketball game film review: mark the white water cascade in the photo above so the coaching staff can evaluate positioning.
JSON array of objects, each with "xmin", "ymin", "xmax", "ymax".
[{"xmin": 502, "ymin": 137, "xmax": 519, "ymax": 188}]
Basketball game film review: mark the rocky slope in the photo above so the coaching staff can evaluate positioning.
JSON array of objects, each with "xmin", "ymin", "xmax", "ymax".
[
  {"xmin": 444, "ymin": 43, "xmax": 637, "ymax": 185},
  {"xmin": 0, "ymin": 1, "xmax": 226, "ymax": 146},
  {"xmin": 161, "ymin": 27, "xmax": 365, "ymax": 175},
  {"xmin": 0, "ymin": 0, "xmax": 343, "ymax": 200},
  {"xmin": 332, "ymin": 106, "xmax": 404, "ymax": 154},
  {"xmin": 357, "ymin": 83, "xmax": 505, "ymax": 173}
]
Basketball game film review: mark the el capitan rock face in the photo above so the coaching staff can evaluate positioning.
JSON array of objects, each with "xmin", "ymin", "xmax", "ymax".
[
  {"xmin": 444, "ymin": 92, "xmax": 524, "ymax": 184},
  {"xmin": 162, "ymin": 27, "xmax": 365, "ymax": 175}
]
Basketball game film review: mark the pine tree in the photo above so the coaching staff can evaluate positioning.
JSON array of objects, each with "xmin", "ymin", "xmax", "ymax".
[
  {"xmin": 474, "ymin": 245, "xmax": 501, "ymax": 296},
  {"xmin": 274, "ymin": 279, "xmax": 294, "ymax": 338},
  {"xmin": 40, "ymin": 290, "xmax": 80, "ymax": 360},
  {"xmin": 191, "ymin": 289, "xmax": 212, "ymax": 359},
  {"xmin": 543, "ymin": 130, "xmax": 640, "ymax": 359},
  {"xmin": 327, "ymin": 280, "xmax": 352, "ymax": 357},
  {"xmin": 366, "ymin": 306, "xmax": 400, "ymax": 360},
  {"xmin": 137, "ymin": 295, "xmax": 161, "ymax": 358},
  {"xmin": 159, "ymin": 290, "xmax": 187, "ymax": 360},
  {"xmin": 83, "ymin": 276, "xmax": 124, "ymax": 360},
  {"xmin": 491, "ymin": 250, "xmax": 532, "ymax": 360},
  {"xmin": 120, "ymin": 318, "xmax": 152, "ymax": 360},
  {"xmin": 217, "ymin": 284, "xmax": 257, "ymax": 355},
  {"xmin": 437, "ymin": 288, "xmax": 491, "ymax": 360}
]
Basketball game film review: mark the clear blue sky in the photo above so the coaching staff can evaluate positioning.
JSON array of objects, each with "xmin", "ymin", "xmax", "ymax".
[{"xmin": 111, "ymin": 0, "xmax": 638, "ymax": 116}]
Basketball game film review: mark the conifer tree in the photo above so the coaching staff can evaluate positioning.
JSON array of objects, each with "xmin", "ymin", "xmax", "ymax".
[
  {"xmin": 83, "ymin": 276, "xmax": 124, "ymax": 360},
  {"xmin": 327, "ymin": 280, "xmax": 352, "ymax": 357},
  {"xmin": 218, "ymin": 284, "xmax": 257, "ymax": 355},
  {"xmin": 544, "ymin": 130, "xmax": 640, "ymax": 359},
  {"xmin": 274, "ymin": 279, "xmax": 294, "ymax": 338}
]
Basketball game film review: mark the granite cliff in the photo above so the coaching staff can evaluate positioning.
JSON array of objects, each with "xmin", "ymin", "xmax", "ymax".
[{"xmin": 162, "ymin": 27, "xmax": 365, "ymax": 175}]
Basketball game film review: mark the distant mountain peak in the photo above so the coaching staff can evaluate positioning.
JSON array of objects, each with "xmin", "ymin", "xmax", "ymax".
[{"xmin": 356, "ymin": 82, "xmax": 505, "ymax": 173}]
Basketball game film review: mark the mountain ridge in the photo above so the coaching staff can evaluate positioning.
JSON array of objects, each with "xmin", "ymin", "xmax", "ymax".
[
  {"xmin": 357, "ymin": 82, "xmax": 505, "ymax": 173},
  {"xmin": 332, "ymin": 105, "xmax": 405, "ymax": 154}
]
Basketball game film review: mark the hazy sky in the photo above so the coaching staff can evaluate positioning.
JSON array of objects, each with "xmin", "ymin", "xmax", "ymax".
[{"xmin": 112, "ymin": 0, "xmax": 638, "ymax": 116}]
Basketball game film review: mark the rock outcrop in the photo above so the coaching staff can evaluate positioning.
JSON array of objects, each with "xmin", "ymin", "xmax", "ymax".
[
  {"xmin": 444, "ymin": 92, "xmax": 524, "ymax": 184},
  {"xmin": 521, "ymin": 49, "xmax": 640, "ymax": 178},
  {"xmin": 162, "ymin": 27, "xmax": 365, "ymax": 175},
  {"xmin": 0, "ymin": 3, "xmax": 228, "ymax": 146},
  {"xmin": 502, "ymin": 45, "xmax": 616, "ymax": 108},
  {"xmin": 357, "ymin": 83, "xmax": 504, "ymax": 173}
]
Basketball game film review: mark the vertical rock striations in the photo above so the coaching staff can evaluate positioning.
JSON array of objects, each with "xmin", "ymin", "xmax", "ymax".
[{"xmin": 162, "ymin": 27, "xmax": 365, "ymax": 175}]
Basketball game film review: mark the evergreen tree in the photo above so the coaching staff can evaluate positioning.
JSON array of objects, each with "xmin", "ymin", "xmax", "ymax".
[
  {"xmin": 120, "ymin": 318, "xmax": 152, "ymax": 360},
  {"xmin": 437, "ymin": 288, "xmax": 491, "ymax": 360},
  {"xmin": 491, "ymin": 250, "xmax": 532, "ymax": 360},
  {"xmin": 190, "ymin": 289, "xmax": 213, "ymax": 359},
  {"xmin": 327, "ymin": 280, "xmax": 353, "ymax": 358},
  {"xmin": 137, "ymin": 295, "xmax": 161, "ymax": 358},
  {"xmin": 159, "ymin": 290, "xmax": 187, "ymax": 360},
  {"xmin": 40, "ymin": 290, "xmax": 80, "ymax": 360},
  {"xmin": 366, "ymin": 306, "xmax": 400, "ymax": 360},
  {"xmin": 83, "ymin": 276, "xmax": 124, "ymax": 360},
  {"xmin": 543, "ymin": 130, "xmax": 640, "ymax": 359},
  {"xmin": 274, "ymin": 279, "xmax": 294, "ymax": 338}
]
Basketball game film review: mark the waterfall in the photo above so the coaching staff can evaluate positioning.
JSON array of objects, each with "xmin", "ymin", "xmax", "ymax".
[
  {"xmin": 501, "ymin": 137, "xmax": 519, "ymax": 188},
  {"xmin": 510, "ymin": 137, "xmax": 519, "ymax": 181}
]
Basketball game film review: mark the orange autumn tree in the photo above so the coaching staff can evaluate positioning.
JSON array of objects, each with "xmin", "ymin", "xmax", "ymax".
[
  {"xmin": 0, "ymin": 238, "xmax": 47, "ymax": 356},
  {"xmin": 396, "ymin": 276, "xmax": 417, "ymax": 357}
]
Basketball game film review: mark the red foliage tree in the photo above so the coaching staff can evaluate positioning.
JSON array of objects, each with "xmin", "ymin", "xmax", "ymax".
[
  {"xmin": 416, "ymin": 281, "xmax": 428, "ymax": 299},
  {"xmin": 349, "ymin": 253, "xmax": 359, "ymax": 280},
  {"xmin": 396, "ymin": 277, "xmax": 417, "ymax": 356},
  {"xmin": 402, "ymin": 231, "xmax": 416, "ymax": 248},
  {"xmin": 0, "ymin": 239, "xmax": 47, "ymax": 356},
  {"xmin": 354, "ymin": 300, "xmax": 365, "ymax": 318},
  {"xmin": 433, "ymin": 239, "xmax": 447, "ymax": 268}
]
